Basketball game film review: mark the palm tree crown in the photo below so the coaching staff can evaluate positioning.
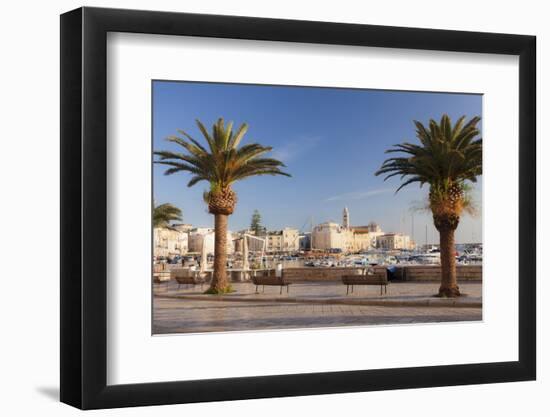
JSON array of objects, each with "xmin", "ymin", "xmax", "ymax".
[
  {"xmin": 155, "ymin": 118, "xmax": 290, "ymax": 192},
  {"xmin": 375, "ymin": 114, "xmax": 482, "ymax": 228},
  {"xmin": 376, "ymin": 114, "xmax": 482, "ymax": 193},
  {"xmin": 153, "ymin": 203, "xmax": 182, "ymax": 228}
]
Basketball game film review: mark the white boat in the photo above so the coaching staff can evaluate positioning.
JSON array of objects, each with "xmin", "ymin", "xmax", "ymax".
[{"xmin": 409, "ymin": 252, "xmax": 441, "ymax": 264}]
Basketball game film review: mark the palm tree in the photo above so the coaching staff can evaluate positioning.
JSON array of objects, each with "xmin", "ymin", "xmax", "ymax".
[
  {"xmin": 153, "ymin": 202, "xmax": 182, "ymax": 228},
  {"xmin": 154, "ymin": 118, "xmax": 291, "ymax": 294},
  {"xmin": 375, "ymin": 114, "xmax": 482, "ymax": 297}
]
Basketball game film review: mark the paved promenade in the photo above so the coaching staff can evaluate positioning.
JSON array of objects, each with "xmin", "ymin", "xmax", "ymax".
[
  {"xmin": 153, "ymin": 281, "xmax": 482, "ymax": 334},
  {"xmin": 154, "ymin": 281, "xmax": 482, "ymax": 306}
]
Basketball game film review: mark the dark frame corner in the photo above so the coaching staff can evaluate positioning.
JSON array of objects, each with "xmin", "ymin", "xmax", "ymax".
[{"xmin": 60, "ymin": 6, "xmax": 536, "ymax": 410}]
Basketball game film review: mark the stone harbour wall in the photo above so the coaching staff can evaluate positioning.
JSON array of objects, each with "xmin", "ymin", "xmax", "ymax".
[
  {"xmin": 283, "ymin": 267, "xmax": 375, "ymax": 283},
  {"xmin": 281, "ymin": 265, "xmax": 482, "ymax": 283},
  {"xmin": 393, "ymin": 265, "xmax": 482, "ymax": 281}
]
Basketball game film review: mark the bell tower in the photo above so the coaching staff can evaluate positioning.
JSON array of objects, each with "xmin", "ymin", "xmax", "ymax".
[{"xmin": 343, "ymin": 207, "xmax": 350, "ymax": 228}]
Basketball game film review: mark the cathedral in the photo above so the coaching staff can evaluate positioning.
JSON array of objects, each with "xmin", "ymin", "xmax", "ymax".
[{"xmin": 310, "ymin": 207, "xmax": 382, "ymax": 252}]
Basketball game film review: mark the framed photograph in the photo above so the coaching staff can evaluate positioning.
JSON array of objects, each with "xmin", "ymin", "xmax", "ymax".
[{"xmin": 60, "ymin": 6, "xmax": 536, "ymax": 409}]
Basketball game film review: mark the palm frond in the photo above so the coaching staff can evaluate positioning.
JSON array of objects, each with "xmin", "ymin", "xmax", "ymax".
[
  {"xmin": 154, "ymin": 117, "xmax": 291, "ymax": 195},
  {"xmin": 375, "ymin": 114, "xmax": 482, "ymax": 196},
  {"xmin": 153, "ymin": 202, "xmax": 182, "ymax": 228}
]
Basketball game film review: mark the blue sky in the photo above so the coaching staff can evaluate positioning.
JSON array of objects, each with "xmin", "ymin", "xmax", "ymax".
[{"xmin": 153, "ymin": 81, "xmax": 482, "ymax": 244}]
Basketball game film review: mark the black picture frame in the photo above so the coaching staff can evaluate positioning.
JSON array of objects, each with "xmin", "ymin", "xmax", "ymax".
[{"xmin": 60, "ymin": 6, "xmax": 536, "ymax": 410}]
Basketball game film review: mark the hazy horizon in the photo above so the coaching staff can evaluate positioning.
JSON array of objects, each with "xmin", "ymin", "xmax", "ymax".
[{"xmin": 153, "ymin": 81, "xmax": 483, "ymax": 245}]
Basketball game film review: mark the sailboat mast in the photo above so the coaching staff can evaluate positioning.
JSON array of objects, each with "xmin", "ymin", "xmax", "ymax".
[
  {"xmin": 310, "ymin": 215, "xmax": 314, "ymax": 250},
  {"xmin": 425, "ymin": 224, "xmax": 428, "ymax": 247},
  {"xmin": 411, "ymin": 213, "xmax": 415, "ymax": 249}
]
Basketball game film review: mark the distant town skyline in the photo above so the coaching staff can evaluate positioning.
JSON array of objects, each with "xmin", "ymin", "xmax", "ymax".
[{"xmin": 153, "ymin": 81, "xmax": 482, "ymax": 244}]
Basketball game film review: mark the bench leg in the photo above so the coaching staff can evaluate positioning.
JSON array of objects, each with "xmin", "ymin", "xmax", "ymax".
[
  {"xmin": 351, "ymin": 285, "xmax": 354, "ymax": 294},
  {"xmin": 280, "ymin": 286, "xmax": 283, "ymax": 295},
  {"xmin": 385, "ymin": 285, "xmax": 387, "ymax": 294},
  {"xmin": 287, "ymin": 285, "xmax": 289, "ymax": 294},
  {"xmin": 255, "ymin": 285, "xmax": 259, "ymax": 294},
  {"xmin": 346, "ymin": 285, "xmax": 349, "ymax": 295}
]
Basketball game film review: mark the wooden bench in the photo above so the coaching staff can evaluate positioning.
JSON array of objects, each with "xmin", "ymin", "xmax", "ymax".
[
  {"xmin": 171, "ymin": 269, "xmax": 206, "ymax": 290},
  {"xmin": 153, "ymin": 271, "xmax": 171, "ymax": 284},
  {"xmin": 174, "ymin": 275, "xmax": 206, "ymax": 290},
  {"xmin": 251, "ymin": 272, "xmax": 291, "ymax": 294},
  {"xmin": 342, "ymin": 267, "xmax": 388, "ymax": 295}
]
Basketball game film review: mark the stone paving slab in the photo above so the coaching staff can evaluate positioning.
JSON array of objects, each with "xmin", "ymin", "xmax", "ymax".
[{"xmin": 153, "ymin": 297, "xmax": 482, "ymax": 334}]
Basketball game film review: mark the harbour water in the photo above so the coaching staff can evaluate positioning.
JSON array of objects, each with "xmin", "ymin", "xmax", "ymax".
[{"xmin": 159, "ymin": 244, "xmax": 482, "ymax": 272}]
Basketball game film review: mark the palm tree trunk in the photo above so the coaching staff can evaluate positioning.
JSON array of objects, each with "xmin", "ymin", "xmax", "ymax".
[
  {"xmin": 209, "ymin": 213, "xmax": 229, "ymax": 293},
  {"xmin": 438, "ymin": 226, "xmax": 460, "ymax": 297}
]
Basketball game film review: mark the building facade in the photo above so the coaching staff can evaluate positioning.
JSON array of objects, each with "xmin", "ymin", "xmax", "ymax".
[
  {"xmin": 153, "ymin": 227, "xmax": 188, "ymax": 258},
  {"xmin": 266, "ymin": 228, "xmax": 299, "ymax": 252},
  {"xmin": 376, "ymin": 233, "xmax": 412, "ymax": 250},
  {"xmin": 309, "ymin": 211, "xmax": 416, "ymax": 253},
  {"xmin": 234, "ymin": 230, "xmax": 266, "ymax": 253},
  {"xmin": 311, "ymin": 211, "xmax": 386, "ymax": 252},
  {"xmin": 188, "ymin": 228, "xmax": 234, "ymax": 254},
  {"xmin": 351, "ymin": 222, "xmax": 384, "ymax": 249},
  {"xmin": 311, "ymin": 222, "xmax": 355, "ymax": 252},
  {"xmin": 366, "ymin": 222, "xmax": 382, "ymax": 233},
  {"xmin": 351, "ymin": 229, "xmax": 372, "ymax": 251},
  {"xmin": 171, "ymin": 223, "xmax": 194, "ymax": 233}
]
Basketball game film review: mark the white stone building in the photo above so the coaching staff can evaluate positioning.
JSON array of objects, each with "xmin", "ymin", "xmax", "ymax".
[
  {"xmin": 376, "ymin": 233, "xmax": 412, "ymax": 250},
  {"xmin": 351, "ymin": 222, "xmax": 384, "ymax": 249},
  {"xmin": 311, "ymin": 211, "xmax": 397, "ymax": 252},
  {"xmin": 171, "ymin": 223, "xmax": 194, "ymax": 232},
  {"xmin": 234, "ymin": 230, "xmax": 266, "ymax": 253},
  {"xmin": 266, "ymin": 228, "xmax": 300, "ymax": 252},
  {"xmin": 153, "ymin": 227, "xmax": 188, "ymax": 258},
  {"xmin": 366, "ymin": 222, "xmax": 382, "ymax": 233},
  {"xmin": 350, "ymin": 228, "xmax": 372, "ymax": 251},
  {"xmin": 188, "ymin": 228, "xmax": 234, "ymax": 254},
  {"xmin": 311, "ymin": 222, "xmax": 355, "ymax": 252}
]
